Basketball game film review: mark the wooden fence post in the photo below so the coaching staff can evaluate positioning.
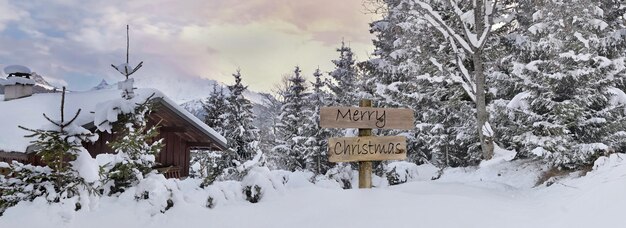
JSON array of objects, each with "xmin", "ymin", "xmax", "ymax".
[{"xmin": 358, "ymin": 99, "xmax": 373, "ymax": 188}]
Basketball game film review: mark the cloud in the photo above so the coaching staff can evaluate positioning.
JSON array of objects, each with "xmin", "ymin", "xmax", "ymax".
[
  {"xmin": 0, "ymin": 0, "xmax": 28, "ymax": 31},
  {"xmin": 0, "ymin": 0, "xmax": 378, "ymax": 100}
]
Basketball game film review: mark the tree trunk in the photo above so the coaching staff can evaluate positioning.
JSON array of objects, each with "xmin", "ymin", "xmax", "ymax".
[
  {"xmin": 474, "ymin": 0, "xmax": 494, "ymax": 160},
  {"xmin": 473, "ymin": 51, "xmax": 494, "ymax": 160}
]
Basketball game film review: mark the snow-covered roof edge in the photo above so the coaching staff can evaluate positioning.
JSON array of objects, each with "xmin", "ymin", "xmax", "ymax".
[{"xmin": 154, "ymin": 96, "xmax": 228, "ymax": 149}]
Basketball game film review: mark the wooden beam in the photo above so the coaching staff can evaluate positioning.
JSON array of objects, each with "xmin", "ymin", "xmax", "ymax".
[
  {"xmin": 160, "ymin": 126, "xmax": 187, "ymax": 132},
  {"xmin": 358, "ymin": 99, "xmax": 373, "ymax": 189},
  {"xmin": 187, "ymin": 142, "xmax": 218, "ymax": 148}
]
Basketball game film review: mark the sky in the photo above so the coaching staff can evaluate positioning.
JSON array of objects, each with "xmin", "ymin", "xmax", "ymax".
[{"xmin": 0, "ymin": 0, "xmax": 380, "ymax": 101}]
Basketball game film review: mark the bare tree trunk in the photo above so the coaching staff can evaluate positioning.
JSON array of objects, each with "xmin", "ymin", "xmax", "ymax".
[
  {"xmin": 474, "ymin": 0, "xmax": 494, "ymax": 160},
  {"xmin": 473, "ymin": 51, "xmax": 494, "ymax": 160}
]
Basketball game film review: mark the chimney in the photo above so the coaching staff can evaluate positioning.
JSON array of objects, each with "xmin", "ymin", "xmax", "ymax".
[{"xmin": 1, "ymin": 65, "xmax": 35, "ymax": 101}]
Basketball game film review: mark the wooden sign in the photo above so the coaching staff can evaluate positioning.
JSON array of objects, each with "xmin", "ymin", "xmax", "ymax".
[
  {"xmin": 320, "ymin": 107, "xmax": 414, "ymax": 130},
  {"xmin": 328, "ymin": 136, "xmax": 407, "ymax": 163}
]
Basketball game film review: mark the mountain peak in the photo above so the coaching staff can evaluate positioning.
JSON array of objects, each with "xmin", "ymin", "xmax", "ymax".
[{"xmin": 91, "ymin": 79, "xmax": 113, "ymax": 90}]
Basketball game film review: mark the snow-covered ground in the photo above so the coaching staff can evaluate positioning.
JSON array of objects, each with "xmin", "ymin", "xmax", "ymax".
[{"xmin": 1, "ymin": 154, "xmax": 625, "ymax": 228}]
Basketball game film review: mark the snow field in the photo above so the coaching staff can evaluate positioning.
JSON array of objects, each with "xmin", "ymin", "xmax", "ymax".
[{"xmin": 1, "ymin": 154, "xmax": 625, "ymax": 228}]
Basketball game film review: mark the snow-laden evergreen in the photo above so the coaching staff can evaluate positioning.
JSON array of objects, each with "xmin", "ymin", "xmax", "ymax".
[
  {"xmin": 273, "ymin": 67, "xmax": 313, "ymax": 171},
  {"xmin": 367, "ymin": 0, "xmax": 481, "ymax": 166},
  {"xmin": 303, "ymin": 68, "xmax": 333, "ymax": 174},
  {"xmin": 223, "ymin": 70, "xmax": 261, "ymax": 161},
  {"xmin": 1, "ymin": 88, "xmax": 99, "ymax": 215},
  {"xmin": 97, "ymin": 96, "xmax": 164, "ymax": 195},
  {"xmin": 202, "ymin": 84, "xmax": 228, "ymax": 135},
  {"xmin": 327, "ymin": 41, "xmax": 359, "ymax": 106},
  {"xmin": 505, "ymin": 0, "xmax": 626, "ymax": 168}
]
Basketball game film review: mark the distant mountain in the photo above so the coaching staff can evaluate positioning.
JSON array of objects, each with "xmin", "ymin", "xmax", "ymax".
[
  {"xmin": 180, "ymin": 83, "xmax": 273, "ymax": 123},
  {"xmin": 0, "ymin": 72, "xmax": 60, "ymax": 94},
  {"xmin": 90, "ymin": 79, "xmax": 114, "ymax": 90}
]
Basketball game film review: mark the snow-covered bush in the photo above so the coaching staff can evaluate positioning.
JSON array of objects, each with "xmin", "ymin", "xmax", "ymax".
[
  {"xmin": 0, "ymin": 162, "xmax": 53, "ymax": 215},
  {"xmin": 385, "ymin": 161, "xmax": 419, "ymax": 185},
  {"xmin": 134, "ymin": 173, "xmax": 182, "ymax": 214},
  {"xmin": 190, "ymin": 151, "xmax": 229, "ymax": 188},
  {"xmin": 190, "ymin": 150, "xmax": 218, "ymax": 179},
  {"xmin": 237, "ymin": 152, "xmax": 284, "ymax": 203},
  {"xmin": 204, "ymin": 181, "xmax": 243, "ymax": 209},
  {"xmin": 325, "ymin": 163, "xmax": 354, "ymax": 189},
  {"xmin": 241, "ymin": 166, "xmax": 284, "ymax": 203}
]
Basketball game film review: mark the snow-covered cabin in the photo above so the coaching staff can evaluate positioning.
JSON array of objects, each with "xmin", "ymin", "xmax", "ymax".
[{"xmin": 0, "ymin": 87, "xmax": 228, "ymax": 178}]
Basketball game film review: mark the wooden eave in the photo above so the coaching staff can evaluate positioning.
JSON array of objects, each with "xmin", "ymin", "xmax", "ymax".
[{"xmin": 146, "ymin": 98, "xmax": 228, "ymax": 151}]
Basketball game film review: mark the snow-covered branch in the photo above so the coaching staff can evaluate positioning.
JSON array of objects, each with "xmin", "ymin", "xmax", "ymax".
[{"xmin": 412, "ymin": 0, "xmax": 475, "ymax": 53}]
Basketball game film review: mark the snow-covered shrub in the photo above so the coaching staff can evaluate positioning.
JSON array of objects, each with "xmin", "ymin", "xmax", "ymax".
[
  {"xmin": 241, "ymin": 166, "xmax": 285, "ymax": 203},
  {"xmin": 204, "ymin": 181, "xmax": 243, "ymax": 209},
  {"xmin": 238, "ymin": 152, "xmax": 284, "ymax": 203},
  {"xmin": 195, "ymin": 151, "xmax": 235, "ymax": 188},
  {"xmin": 312, "ymin": 175, "xmax": 342, "ymax": 189},
  {"xmin": 325, "ymin": 163, "xmax": 354, "ymax": 189},
  {"xmin": 386, "ymin": 161, "xmax": 419, "ymax": 185},
  {"xmin": 96, "ymin": 93, "xmax": 163, "ymax": 195},
  {"xmin": 0, "ymin": 162, "xmax": 52, "ymax": 215},
  {"xmin": 190, "ymin": 150, "xmax": 219, "ymax": 179},
  {"xmin": 133, "ymin": 173, "xmax": 183, "ymax": 214}
]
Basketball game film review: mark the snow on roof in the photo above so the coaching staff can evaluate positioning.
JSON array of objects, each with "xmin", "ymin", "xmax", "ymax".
[
  {"xmin": 156, "ymin": 95, "xmax": 227, "ymax": 147},
  {"xmin": 0, "ymin": 76, "xmax": 36, "ymax": 86},
  {"xmin": 0, "ymin": 88, "xmax": 226, "ymax": 153},
  {"xmin": 4, "ymin": 65, "xmax": 31, "ymax": 75}
]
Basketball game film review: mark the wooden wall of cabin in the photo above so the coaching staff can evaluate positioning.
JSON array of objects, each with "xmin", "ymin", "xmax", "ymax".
[
  {"xmin": 158, "ymin": 131, "xmax": 190, "ymax": 177},
  {"xmin": 83, "ymin": 130, "xmax": 191, "ymax": 177}
]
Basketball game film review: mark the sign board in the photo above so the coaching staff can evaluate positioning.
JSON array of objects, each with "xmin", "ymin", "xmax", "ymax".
[
  {"xmin": 320, "ymin": 107, "xmax": 414, "ymax": 130},
  {"xmin": 328, "ymin": 136, "xmax": 407, "ymax": 162}
]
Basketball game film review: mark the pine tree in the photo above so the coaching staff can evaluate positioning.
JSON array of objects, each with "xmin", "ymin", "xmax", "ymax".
[
  {"xmin": 98, "ymin": 24, "xmax": 164, "ymax": 194},
  {"xmin": 304, "ymin": 68, "xmax": 333, "ymax": 174},
  {"xmin": 202, "ymin": 84, "xmax": 228, "ymax": 134},
  {"xmin": 101, "ymin": 96, "xmax": 163, "ymax": 194},
  {"xmin": 5, "ymin": 87, "xmax": 99, "ymax": 209},
  {"xmin": 508, "ymin": 0, "xmax": 626, "ymax": 168},
  {"xmin": 367, "ymin": 0, "xmax": 481, "ymax": 166},
  {"xmin": 273, "ymin": 66, "xmax": 313, "ymax": 171},
  {"xmin": 223, "ymin": 70, "xmax": 260, "ymax": 161},
  {"xmin": 327, "ymin": 41, "xmax": 359, "ymax": 106}
]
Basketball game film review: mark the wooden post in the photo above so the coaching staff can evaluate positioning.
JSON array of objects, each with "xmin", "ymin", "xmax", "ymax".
[{"xmin": 358, "ymin": 99, "xmax": 373, "ymax": 188}]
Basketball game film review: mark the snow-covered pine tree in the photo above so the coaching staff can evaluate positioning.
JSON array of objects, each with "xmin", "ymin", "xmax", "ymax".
[
  {"xmin": 223, "ymin": 70, "xmax": 260, "ymax": 161},
  {"xmin": 366, "ymin": 0, "xmax": 481, "ymax": 166},
  {"xmin": 273, "ymin": 66, "xmax": 313, "ymax": 171},
  {"xmin": 99, "ymin": 94, "xmax": 164, "ymax": 194},
  {"xmin": 327, "ymin": 40, "xmax": 359, "ymax": 106},
  {"xmin": 304, "ymin": 68, "xmax": 333, "ymax": 174},
  {"xmin": 195, "ymin": 84, "xmax": 230, "ymax": 184},
  {"xmin": 202, "ymin": 84, "xmax": 228, "ymax": 134},
  {"xmin": 406, "ymin": 0, "xmax": 517, "ymax": 159},
  {"xmin": 600, "ymin": 0, "xmax": 626, "ymax": 153},
  {"xmin": 4, "ymin": 87, "xmax": 99, "ymax": 211},
  {"xmin": 508, "ymin": 0, "xmax": 626, "ymax": 168},
  {"xmin": 487, "ymin": 0, "xmax": 536, "ymax": 152},
  {"xmin": 98, "ymin": 25, "xmax": 164, "ymax": 194}
]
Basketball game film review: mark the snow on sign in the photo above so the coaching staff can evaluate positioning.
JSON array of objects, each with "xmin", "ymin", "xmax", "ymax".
[
  {"xmin": 320, "ymin": 107, "xmax": 414, "ymax": 129},
  {"xmin": 328, "ymin": 136, "xmax": 407, "ymax": 162}
]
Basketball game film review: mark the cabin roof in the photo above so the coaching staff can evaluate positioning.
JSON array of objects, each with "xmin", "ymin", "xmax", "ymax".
[{"xmin": 0, "ymin": 88, "xmax": 227, "ymax": 153}]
